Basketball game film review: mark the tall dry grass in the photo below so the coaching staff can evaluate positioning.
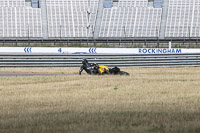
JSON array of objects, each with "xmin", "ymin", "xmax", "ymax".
[{"xmin": 0, "ymin": 67, "xmax": 200, "ymax": 133}]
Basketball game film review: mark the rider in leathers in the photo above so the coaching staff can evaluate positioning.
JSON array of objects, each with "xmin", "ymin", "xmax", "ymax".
[{"xmin": 79, "ymin": 59, "xmax": 101, "ymax": 75}]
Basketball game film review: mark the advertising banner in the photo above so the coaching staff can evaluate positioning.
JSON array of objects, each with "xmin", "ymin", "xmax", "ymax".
[{"xmin": 0, "ymin": 47, "xmax": 200, "ymax": 54}]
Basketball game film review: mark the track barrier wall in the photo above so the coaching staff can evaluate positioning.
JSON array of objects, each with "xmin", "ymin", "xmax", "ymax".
[
  {"xmin": 0, "ymin": 47, "xmax": 200, "ymax": 54},
  {"xmin": 0, "ymin": 47, "xmax": 200, "ymax": 67}
]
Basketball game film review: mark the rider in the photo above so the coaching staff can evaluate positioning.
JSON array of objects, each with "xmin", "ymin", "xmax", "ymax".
[
  {"xmin": 79, "ymin": 59, "xmax": 129, "ymax": 75},
  {"xmin": 79, "ymin": 59, "xmax": 101, "ymax": 75}
]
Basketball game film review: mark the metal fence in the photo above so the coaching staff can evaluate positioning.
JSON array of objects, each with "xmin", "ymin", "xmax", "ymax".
[
  {"xmin": 0, "ymin": 38, "xmax": 200, "ymax": 47},
  {"xmin": 0, "ymin": 53, "xmax": 200, "ymax": 67}
]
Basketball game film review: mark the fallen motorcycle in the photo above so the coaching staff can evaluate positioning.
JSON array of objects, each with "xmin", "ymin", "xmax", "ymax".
[{"xmin": 79, "ymin": 59, "xmax": 129, "ymax": 76}]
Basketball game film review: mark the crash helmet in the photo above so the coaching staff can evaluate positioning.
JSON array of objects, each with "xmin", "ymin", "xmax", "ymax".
[
  {"xmin": 82, "ymin": 58, "xmax": 88, "ymax": 64},
  {"xmin": 94, "ymin": 63, "xmax": 98, "ymax": 67}
]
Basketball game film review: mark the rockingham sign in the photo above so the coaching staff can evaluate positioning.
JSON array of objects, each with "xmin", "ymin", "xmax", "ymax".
[
  {"xmin": 0, "ymin": 47, "xmax": 200, "ymax": 54},
  {"xmin": 138, "ymin": 48, "xmax": 182, "ymax": 54}
]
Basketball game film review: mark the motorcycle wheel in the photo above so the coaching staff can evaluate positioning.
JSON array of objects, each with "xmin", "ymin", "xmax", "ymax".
[{"xmin": 119, "ymin": 71, "xmax": 130, "ymax": 76}]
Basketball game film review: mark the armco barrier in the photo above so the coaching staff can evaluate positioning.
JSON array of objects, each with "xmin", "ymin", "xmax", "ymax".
[{"xmin": 0, "ymin": 53, "xmax": 200, "ymax": 67}]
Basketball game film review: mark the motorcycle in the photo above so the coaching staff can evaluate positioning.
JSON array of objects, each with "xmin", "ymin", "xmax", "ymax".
[{"xmin": 79, "ymin": 59, "xmax": 129, "ymax": 76}]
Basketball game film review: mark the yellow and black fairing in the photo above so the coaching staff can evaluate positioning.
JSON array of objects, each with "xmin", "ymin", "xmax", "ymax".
[{"xmin": 98, "ymin": 65, "xmax": 110, "ymax": 74}]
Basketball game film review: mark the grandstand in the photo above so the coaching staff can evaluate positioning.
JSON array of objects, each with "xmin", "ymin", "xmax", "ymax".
[
  {"xmin": 165, "ymin": 0, "xmax": 200, "ymax": 38},
  {"xmin": 0, "ymin": 0, "xmax": 199, "ymax": 41},
  {"xmin": 115, "ymin": 0, "xmax": 148, "ymax": 7},
  {"xmin": 0, "ymin": 0, "xmax": 25, "ymax": 7},
  {"xmin": 0, "ymin": 0, "xmax": 42, "ymax": 38},
  {"xmin": 46, "ymin": 0, "xmax": 98, "ymax": 38},
  {"xmin": 99, "ymin": 7, "xmax": 162, "ymax": 38}
]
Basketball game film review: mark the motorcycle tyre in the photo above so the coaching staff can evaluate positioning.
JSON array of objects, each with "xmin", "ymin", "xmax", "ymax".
[{"xmin": 119, "ymin": 71, "xmax": 130, "ymax": 76}]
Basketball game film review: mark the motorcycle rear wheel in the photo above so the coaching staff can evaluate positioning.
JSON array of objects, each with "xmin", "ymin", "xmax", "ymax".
[{"xmin": 119, "ymin": 71, "xmax": 130, "ymax": 76}]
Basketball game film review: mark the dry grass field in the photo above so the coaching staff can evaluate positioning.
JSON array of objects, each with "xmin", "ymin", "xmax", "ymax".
[{"xmin": 0, "ymin": 67, "xmax": 200, "ymax": 133}]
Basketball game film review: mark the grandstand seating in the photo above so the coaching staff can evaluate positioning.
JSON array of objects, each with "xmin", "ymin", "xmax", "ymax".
[
  {"xmin": 165, "ymin": 0, "xmax": 200, "ymax": 38},
  {"xmin": 116, "ymin": 0, "xmax": 148, "ymax": 7},
  {"xmin": 169, "ymin": 0, "xmax": 200, "ymax": 6},
  {"xmin": 0, "ymin": 0, "xmax": 42, "ymax": 38},
  {"xmin": 0, "ymin": 7, "xmax": 42, "ymax": 38},
  {"xmin": 46, "ymin": 0, "xmax": 98, "ymax": 38},
  {"xmin": 46, "ymin": 0, "xmax": 99, "ymax": 6},
  {"xmin": 0, "ymin": 0, "xmax": 25, "ymax": 7},
  {"xmin": 46, "ymin": 0, "xmax": 160, "ymax": 38},
  {"xmin": 99, "ymin": 0, "xmax": 162, "ymax": 38},
  {"xmin": 0, "ymin": 0, "xmax": 200, "ymax": 39}
]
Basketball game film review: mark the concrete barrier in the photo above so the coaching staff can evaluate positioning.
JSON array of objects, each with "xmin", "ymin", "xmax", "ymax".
[{"xmin": 0, "ymin": 47, "xmax": 200, "ymax": 54}]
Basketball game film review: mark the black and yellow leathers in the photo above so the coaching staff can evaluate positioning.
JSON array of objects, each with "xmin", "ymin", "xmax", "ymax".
[
  {"xmin": 79, "ymin": 59, "xmax": 101, "ymax": 75},
  {"xmin": 79, "ymin": 59, "xmax": 129, "ymax": 75},
  {"xmin": 79, "ymin": 59, "xmax": 110, "ymax": 75}
]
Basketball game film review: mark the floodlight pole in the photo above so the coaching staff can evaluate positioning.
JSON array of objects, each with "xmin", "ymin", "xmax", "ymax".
[
  {"xmin": 196, "ymin": 27, "xmax": 199, "ymax": 47},
  {"xmin": 156, "ymin": 26, "xmax": 159, "ymax": 48},
  {"xmin": 87, "ymin": 0, "xmax": 91, "ymax": 39},
  {"xmin": 189, "ymin": 26, "xmax": 191, "ymax": 39},
  {"xmin": 60, "ymin": 25, "xmax": 62, "ymax": 41},
  {"xmin": 27, "ymin": 24, "xmax": 30, "ymax": 45},
  {"xmin": 123, "ymin": 26, "xmax": 126, "ymax": 39},
  {"xmin": 91, "ymin": 25, "xmax": 95, "ymax": 46},
  {"xmin": 189, "ymin": 26, "xmax": 191, "ymax": 46},
  {"xmin": 92, "ymin": 25, "xmax": 94, "ymax": 39}
]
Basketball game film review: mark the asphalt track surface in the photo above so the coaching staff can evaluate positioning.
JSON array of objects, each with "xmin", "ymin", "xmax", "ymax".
[{"xmin": 0, "ymin": 72, "xmax": 78, "ymax": 77}]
